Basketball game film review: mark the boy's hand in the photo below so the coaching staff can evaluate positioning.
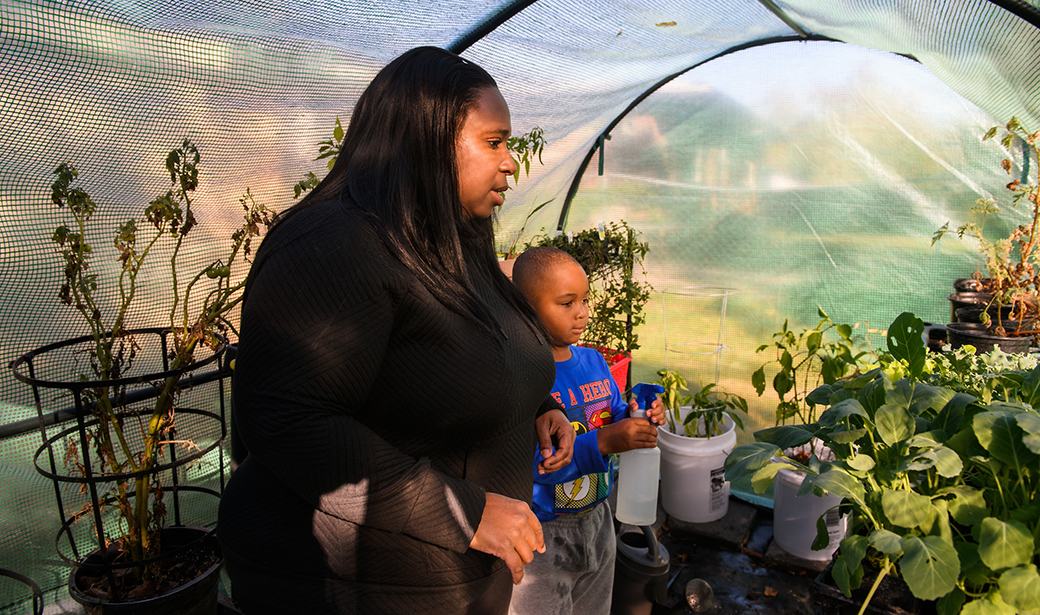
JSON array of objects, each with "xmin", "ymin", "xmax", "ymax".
[
  {"xmin": 535, "ymin": 409, "xmax": 575, "ymax": 474},
  {"xmin": 634, "ymin": 397, "xmax": 667, "ymax": 426},
  {"xmin": 597, "ymin": 417, "xmax": 658, "ymax": 455}
]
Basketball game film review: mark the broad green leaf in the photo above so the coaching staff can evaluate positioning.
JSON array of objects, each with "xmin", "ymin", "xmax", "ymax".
[
  {"xmin": 868, "ymin": 529, "xmax": 903, "ymax": 555},
  {"xmin": 1021, "ymin": 364, "xmax": 1040, "ymax": 407},
  {"xmin": 724, "ymin": 442, "xmax": 780, "ymax": 481},
  {"xmin": 876, "ymin": 400, "xmax": 916, "ymax": 446},
  {"xmin": 752, "ymin": 425, "xmax": 815, "ymax": 451},
  {"xmin": 812, "ymin": 512, "xmax": 835, "ymax": 551},
  {"xmin": 907, "ymin": 431, "xmax": 943, "ymax": 448},
  {"xmin": 806, "ymin": 383, "xmax": 838, "ymax": 406},
  {"xmin": 939, "ymin": 486, "xmax": 988, "ymax": 526},
  {"xmin": 1017, "ymin": 411, "xmax": 1040, "ymax": 455},
  {"xmin": 974, "ymin": 410, "xmax": 1037, "ymax": 470},
  {"xmin": 911, "ymin": 447, "xmax": 962, "ymax": 478},
  {"xmin": 899, "ymin": 535, "xmax": 960, "ymax": 600},
  {"xmin": 807, "ymin": 330, "xmax": 822, "ymax": 353},
  {"xmin": 751, "ymin": 463, "xmax": 790, "ymax": 493},
  {"xmin": 932, "ymin": 393, "xmax": 975, "ymax": 436},
  {"xmin": 978, "ymin": 517, "xmax": 1033, "ymax": 571},
  {"xmin": 910, "ymin": 382, "xmax": 955, "ymax": 417},
  {"xmin": 846, "ymin": 453, "xmax": 876, "ymax": 472},
  {"xmin": 887, "ymin": 312, "xmax": 926, "ymax": 379},
  {"xmin": 833, "ymin": 537, "xmax": 869, "ymax": 596},
  {"xmin": 811, "ymin": 469, "xmax": 867, "ymax": 509},
  {"xmin": 828, "ymin": 426, "xmax": 868, "ymax": 444},
  {"xmin": 818, "ymin": 398, "xmax": 869, "ymax": 428},
  {"xmin": 959, "ymin": 590, "xmax": 1018, "ymax": 615},
  {"xmin": 936, "ymin": 587, "xmax": 967, "ymax": 615},
  {"xmin": 999, "ymin": 564, "xmax": 1040, "ymax": 612},
  {"xmin": 882, "ymin": 490, "xmax": 932, "ymax": 529},
  {"xmin": 752, "ymin": 366, "xmax": 766, "ymax": 396}
]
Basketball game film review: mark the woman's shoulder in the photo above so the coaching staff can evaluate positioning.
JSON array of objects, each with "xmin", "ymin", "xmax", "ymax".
[{"xmin": 249, "ymin": 198, "xmax": 408, "ymax": 292}]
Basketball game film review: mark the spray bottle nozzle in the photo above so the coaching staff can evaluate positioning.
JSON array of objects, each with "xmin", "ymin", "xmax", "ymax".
[{"xmin": 630, "ymin": 383, "xmax": 665, "ymax": 411}]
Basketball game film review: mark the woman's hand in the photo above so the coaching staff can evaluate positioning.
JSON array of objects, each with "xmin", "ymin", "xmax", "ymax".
[
  {"xmin": 534, "ymin": 409, "xmax": 575, "ymax": 474},
  {"xmin": 469, "ymin": 493, "xmax": 545, "ymax": 584}
]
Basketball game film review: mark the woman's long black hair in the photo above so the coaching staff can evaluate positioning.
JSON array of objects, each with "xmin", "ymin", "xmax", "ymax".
[{"xmin": 266, "ymin": 46, "xmax": 539, "ymax": 336}]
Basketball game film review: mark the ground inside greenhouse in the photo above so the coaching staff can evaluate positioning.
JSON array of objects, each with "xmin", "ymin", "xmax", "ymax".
[{"xmin": 38, "ymin": 494, "xmax": 908, "ymax": 615}]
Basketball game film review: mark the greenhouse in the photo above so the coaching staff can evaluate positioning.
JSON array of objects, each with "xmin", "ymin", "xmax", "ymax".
[{"xmin": 1, "ymin": 0, "xmax": 1040, "ymax": 613}]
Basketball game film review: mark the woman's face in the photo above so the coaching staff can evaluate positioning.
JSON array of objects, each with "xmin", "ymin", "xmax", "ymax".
[{"xmin": 456, "ymin": 87, "xmax": 517, "ymax": 219}]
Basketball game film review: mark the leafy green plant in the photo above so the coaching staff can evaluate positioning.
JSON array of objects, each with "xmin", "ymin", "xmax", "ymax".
[
  {"xmin": 727, "ymin": 312, "xmax": 1040, "ymax": 615},
  {"xmin": 47, "ymin": 140, "xmax": 273, "ymax": 583},
  {"xmin": 752, "ymin": 307, "xmax": 865, "ymax": 426},
  {"xmin": 656, "ymin": 369, "xmax": 747, "ymax": 438},
  {"xmin": 293, "ymin": 117, "xmax": 344, "ymax": 198},
  {"xmin": 533, "ymin": 220, "xmax": 652, "ymax": 359},
  {"xmin": 933, "ymin": 117, "xmax": 1040, "ymax": 335},
  {"xmin": 506, "ymin": 126, "xmax": 546, "ymax": 186}
]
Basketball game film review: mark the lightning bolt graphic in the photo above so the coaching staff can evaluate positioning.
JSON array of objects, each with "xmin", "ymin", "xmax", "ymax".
[{"xmin": 569, "ymin": 477, "xmax": 584, "ymax": 501}]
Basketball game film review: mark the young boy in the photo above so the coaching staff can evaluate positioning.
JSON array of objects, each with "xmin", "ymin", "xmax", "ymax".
[{"xmin": 509, "ymin": 246, "xmax": 664, "ymax": 615}]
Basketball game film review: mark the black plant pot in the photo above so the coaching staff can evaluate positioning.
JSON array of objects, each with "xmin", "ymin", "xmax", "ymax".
[
  {"xmin": 945, "ymin": 322, "xmax": 1032, "ymax": 354},
  {"xmin": 69, "ymin": 526, "xmax": 222, "ymax": 615},
  {"xmin": 814, "ymin": 560, "xmax": 933, "ymax": 615},
  {"xmin": 947, "ymin": 292, "xmax": 992, "ymax": 322},
  {"xmin": 953, "ymin": 305, "xmax": 1015, "ymax": 324}
]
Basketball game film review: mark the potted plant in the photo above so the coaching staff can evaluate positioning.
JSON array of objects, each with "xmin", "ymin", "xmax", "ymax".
[
  {"xmin": 730, "ymin": 309, "xmax": 865, "ymax": 559},
  {"xmin": 532, "ymin": 220, "xmax": 652, "ymax": 391},
  {"xmin": 752, "ymin": 306, "xmax": 865, "ymax": 428},
  {"xmin": 934, "ymin": 117, "xmax": 1040, "ymax": 348},
  {"xmin": 9, "ymin": 140, "xmax": 273, "ymax": 613},
  {"xmin": 655, "ymin": 369, "xmax": 746, "ymax": 523},
  {"xmin": 734, "ymin": 311, "xmax": 1040, "ymax": 615}
]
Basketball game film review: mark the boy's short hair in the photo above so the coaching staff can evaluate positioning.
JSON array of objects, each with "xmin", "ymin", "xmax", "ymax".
[{"xmin": 512, "ymin": 246, "xmax": 583, "ymax": 299}]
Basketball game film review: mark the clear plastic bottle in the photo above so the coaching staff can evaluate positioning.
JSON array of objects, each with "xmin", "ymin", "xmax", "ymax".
[{"xmin": 614, "ymin": 384, "xmax": 663, "ymax": 526}]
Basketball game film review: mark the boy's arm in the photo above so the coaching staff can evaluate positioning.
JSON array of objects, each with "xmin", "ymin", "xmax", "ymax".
[{"xmin": 532, "ymin": 430, "xmax": 609, "ymax": 484}]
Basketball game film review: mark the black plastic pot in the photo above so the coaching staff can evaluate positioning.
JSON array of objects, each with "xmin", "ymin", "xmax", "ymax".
[
  {"xmin": 69, "ymin": 526, "xmax": 222, "ymax": 615},
  {"xmin": 612, "ymin": 527, "xmax": 670, "ymax": 615},
  {"xmin": 947, "ymin": 292, "xmax": 992, "ymax": 322},
  {"xmin": 946, "ymin": 322, "xmax": 1032, "ymax": 354}
]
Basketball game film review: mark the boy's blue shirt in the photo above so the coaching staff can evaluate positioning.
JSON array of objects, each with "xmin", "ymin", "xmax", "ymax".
[{"xmin": 531, "ymin": 345, "xmax": 627, "ymax": 522}]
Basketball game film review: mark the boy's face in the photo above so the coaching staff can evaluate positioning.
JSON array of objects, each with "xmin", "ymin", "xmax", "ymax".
[{"xmin": 529, "ymin": 260, "xmax": 590, "ymax": 350}]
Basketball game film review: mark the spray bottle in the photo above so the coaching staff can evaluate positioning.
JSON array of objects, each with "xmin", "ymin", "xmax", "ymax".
[{"xmin": 614, "ymin": 383, "xmax": 664, "ymax": 526}]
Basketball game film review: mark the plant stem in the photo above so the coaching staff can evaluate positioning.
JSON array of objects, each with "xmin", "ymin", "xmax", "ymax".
[{"xmin": 857, "ymin": 557, "xmax": 891, "ymax": 615}]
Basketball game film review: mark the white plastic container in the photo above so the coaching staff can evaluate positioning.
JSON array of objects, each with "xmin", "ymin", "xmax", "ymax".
[
  {"xmin": 773, "ymin": 467, "xmax": 848, "ymax": 560},
  {"xmin": 614, "ymin": 446, "xmax": 661, "ymax": 525},
  {"xmin": 657, "ymin": 409, "xmax": 736, "ymax": 523}
]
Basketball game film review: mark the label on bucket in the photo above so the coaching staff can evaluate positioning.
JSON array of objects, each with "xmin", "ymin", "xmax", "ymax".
[
  {"xmin": 710, "ymin": 466, "xmax": 727, "ymax": 511},
  {"xmin": 825, "ymin": 508, "xmax": 848, "ymax": 543}
]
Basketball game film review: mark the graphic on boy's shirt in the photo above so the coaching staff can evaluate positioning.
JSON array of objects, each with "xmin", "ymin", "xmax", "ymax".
[{"xmin": 552, "ymin": 392, "xmax": 615, "ymax": 514}]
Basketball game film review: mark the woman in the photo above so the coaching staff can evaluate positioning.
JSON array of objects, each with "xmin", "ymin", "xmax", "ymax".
[{"xmin": 217, "ymin": 47, "xmax": 574, "ymax": 614}]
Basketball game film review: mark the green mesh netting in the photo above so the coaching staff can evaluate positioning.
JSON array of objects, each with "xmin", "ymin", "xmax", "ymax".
[{"xmin": 2, "ymin": 0, "xmax": 1039, "ymax": 610}]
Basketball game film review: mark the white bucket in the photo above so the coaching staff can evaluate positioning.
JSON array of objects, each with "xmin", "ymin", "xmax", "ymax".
[
  {"xmin": 773, "ymin": 467, "xmax": 848, "ymax": 560},
  {"xmin": 657, "ymin": 409, "xmax": 736, "ymax": 523}
]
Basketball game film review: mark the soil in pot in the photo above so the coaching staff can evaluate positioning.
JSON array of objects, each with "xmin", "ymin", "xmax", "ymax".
[{"xmin": 70, "ymin": 526, "xmax": 222, "ymax": 615}]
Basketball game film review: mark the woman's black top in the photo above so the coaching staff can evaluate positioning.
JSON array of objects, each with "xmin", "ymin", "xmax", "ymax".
[{"xmin": 217, "ymin": 196, "xmax": 555, "ymax": 613}]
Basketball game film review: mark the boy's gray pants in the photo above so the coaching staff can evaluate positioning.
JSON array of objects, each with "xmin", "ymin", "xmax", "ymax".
[{"xmin": 507, "ymin": 501, "xmax": 615, "ymax": 615}]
